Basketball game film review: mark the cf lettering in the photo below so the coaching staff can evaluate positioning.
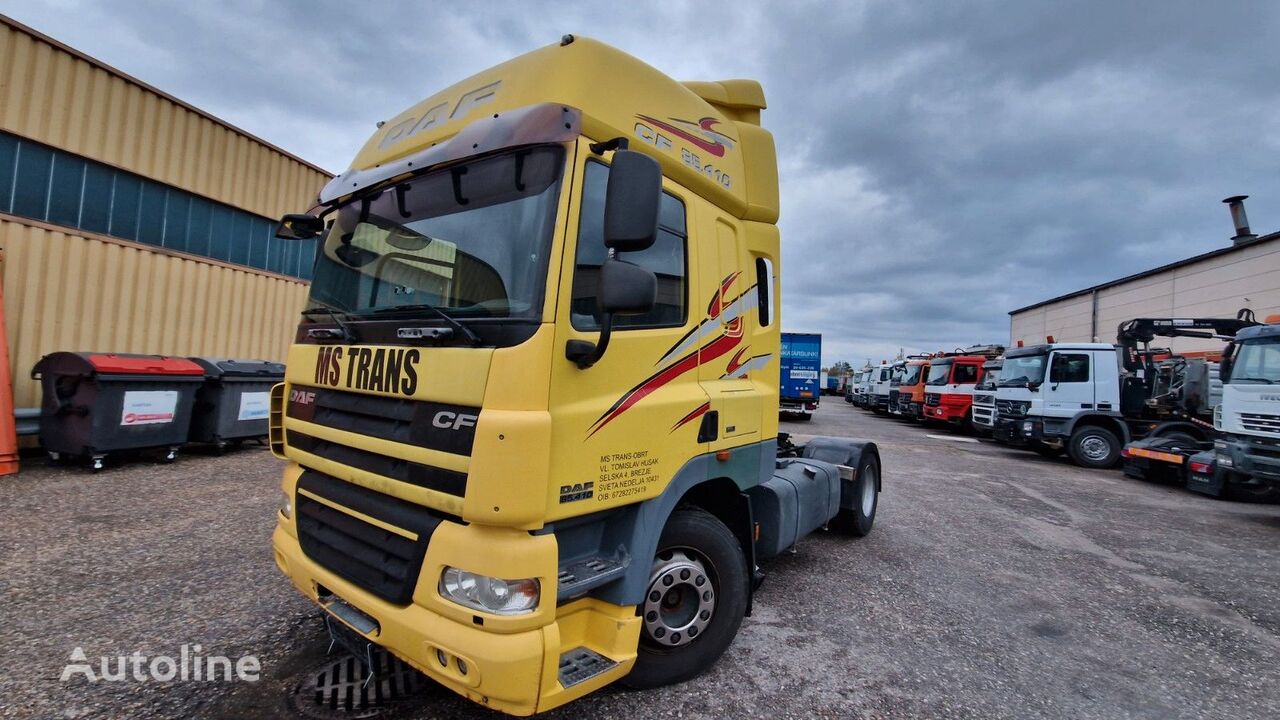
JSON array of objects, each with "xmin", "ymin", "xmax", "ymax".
[{"xmin": 432, "ymin": 411, "xmax": 478, "ymax": 431}]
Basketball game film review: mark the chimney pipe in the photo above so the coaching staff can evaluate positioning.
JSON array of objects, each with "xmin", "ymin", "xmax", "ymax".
[{"xmin": 1223, "ymin": 195, "xmax": 1257, "ymax": 245}]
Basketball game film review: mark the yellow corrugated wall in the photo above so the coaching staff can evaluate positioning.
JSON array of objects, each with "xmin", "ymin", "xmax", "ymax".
[
  {"xmin": 0, "ymin": 16, "xmax": 332, "ymax": 221},
  {"xmin": 1, "ymin": 216, "xmax": 308, "ymax": 408}
]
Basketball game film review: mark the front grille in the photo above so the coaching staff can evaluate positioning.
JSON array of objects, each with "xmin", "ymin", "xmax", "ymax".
[
  {"xmin": 973, "ymin": 393, "xmax": 995, "ymax": 407},
  {"xmin": 1240, "ymin": 412, "xmax": 1280, "ymax": 436},
  {"xmin": 925, "ymin": 393, "xmax": 941, "ymax": 407},
  {"xmin": 888, "ymin": 390, "xmax": 900, "ymax": 405},
  {"xmin": 287, "ymin": 385, "xmax": 479, "ymax": 498},
  {"xmin": 997, "ymin": 399, "xmax": 1029, "ymax": 418},
  {"xmin": 295, "ymin": 470, "xmax": 443, "ymax": 605}
]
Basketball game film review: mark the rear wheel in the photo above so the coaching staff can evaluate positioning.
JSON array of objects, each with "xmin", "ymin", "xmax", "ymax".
[
  {"xmin": 1068, "ymin": 425, "xmax": 1121, "ymax": 468},
  {"xmin": 830, "ymin": 452, "xmax": 880, "ymax": 536},
  {"xmin": 623, "ymin": 508, "xmax": 747, "ymax": 689}
]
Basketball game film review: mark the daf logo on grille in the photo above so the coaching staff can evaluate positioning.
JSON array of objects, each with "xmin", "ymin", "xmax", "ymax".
[{"xmin": 290, "ymin": 389, "xmax": 316, "ymax": 405}]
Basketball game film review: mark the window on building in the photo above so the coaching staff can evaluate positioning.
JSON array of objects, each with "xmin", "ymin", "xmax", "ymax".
[
  {"xmin": 571, "ymin": 160, "xmax": 687, "ymax": 330},
  {"xmin": 0, "ymin": 130, "xmax": 318, "ymax": 280},
  {"xmin": 1050, "ymin": 353, "xmax": 1090, "ymax": 383}
]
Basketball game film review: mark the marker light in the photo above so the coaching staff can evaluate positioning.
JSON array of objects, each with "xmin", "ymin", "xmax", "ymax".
[
  {"xmin": 440, "ymin": 568, "xmax": 540, "ymax": 615},
  {"xmin": 280, "ymin": 491, "xmax": 293, "ymax": 519}
]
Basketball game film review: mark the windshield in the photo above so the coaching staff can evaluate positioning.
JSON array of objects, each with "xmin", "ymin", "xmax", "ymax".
[
  {"xmin": 1230, "ymin": 337, "xmax": 1280, "ymax": 384},
  {"xmin": 998, "ymin": 354, "xmax": 1047, "ymax": 387},
  {"xmin": 901, "ymin": 365, "xmax": 923, "ymax": 386},
  {"xmin": 306, "ymin": 146, "xmax": 564, "ymax": 319},
  {"xmin": 926, "ymin": 361, "xmax": 952, "ymax": 386},
  {"xmin": 976, "ymin": 364, "xmax": 1002, "ymax": 390}
]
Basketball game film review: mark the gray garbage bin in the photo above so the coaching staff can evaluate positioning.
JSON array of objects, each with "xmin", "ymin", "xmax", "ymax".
[
  {"xmin": 32, "ymin": 352, "xmax": 205, "ymax": 470},
  {"xmin": 187, "ymin": 357, "xmax": 285, "ymax": 450}
]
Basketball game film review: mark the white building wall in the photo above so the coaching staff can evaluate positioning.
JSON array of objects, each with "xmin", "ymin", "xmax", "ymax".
[{"xmin": 1010, "ymin": 238, "xmax": 1280, "ymax": 354}]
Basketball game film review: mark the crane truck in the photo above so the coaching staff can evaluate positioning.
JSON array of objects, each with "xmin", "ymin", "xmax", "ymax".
[
  {"xmin": 994, "ymin": 313, "xmax": 1259, "ymax": 468},
  {"xmin": 267, "ymin": 36, "xmax": 884, "ymax": 715}
]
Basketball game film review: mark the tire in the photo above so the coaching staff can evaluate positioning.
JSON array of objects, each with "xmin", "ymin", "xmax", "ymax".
[
  {"xmin": 830, "ymin": 452, "xmax": 880, "ymax": 536},
  {"xmin": 1067, "ymin": 425, "xmax": 1121, "ymax": 469},
  {"xmin": 622, "ymin": 508, "xmax": 748, "ymax": 689}
]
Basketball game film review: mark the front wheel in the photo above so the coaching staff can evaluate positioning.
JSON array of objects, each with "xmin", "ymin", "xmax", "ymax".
[
  {"xmin": 1067, "ymin": 425, "xmax": 1121, "ymax": 468},
  {"xmin": 830, "ymin": 452, "xmax": 880, "ymax": 536},
  {"xmin": 622, "ymin": 508, "xmax": 748, "ymax": 689}
]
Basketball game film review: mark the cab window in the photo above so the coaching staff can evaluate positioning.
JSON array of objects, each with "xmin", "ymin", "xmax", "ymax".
[
  {"xmin": 954, "ymin": 364, "xmax": 979, "ymax": 383},
  {"xmin": 572, "ymin": 160, "xmax": 687, "ymax": 330},
  {"xmin": 1050, "ymin": 353, "xmax": 1090, "ymax": 383}
]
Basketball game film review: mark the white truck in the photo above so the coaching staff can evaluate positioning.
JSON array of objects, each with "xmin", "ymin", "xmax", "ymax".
[
  {"xmin": 969, "ymin": 357, "xmax": 1002, "ymax": 432},
  {"xmin": 994, "ymin": 314, "xmax": 1259, "ymax": 468},
  {"xmin": 1213, "ymin": 323, "xmax": 1280, "ymax": 498}
]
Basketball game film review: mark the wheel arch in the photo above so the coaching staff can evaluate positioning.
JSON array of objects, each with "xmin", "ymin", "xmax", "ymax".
[{"xmin": 1066, "ymin": 413, "xmax": 1129, "ymax": 444}]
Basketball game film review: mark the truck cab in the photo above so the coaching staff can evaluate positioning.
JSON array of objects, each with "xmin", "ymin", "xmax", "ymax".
[
  {"xmin": 845, "ymin": 369, "xmax": 863, "ymax": 404},
  {"xmin": 885, "ymin": 360, "xmax": 907, "ymax": 416},
  {"xmin": 268, "ymin": 37, "xmax": 883, "ymax": 715},
  {"xmin": 868, "ymin": 363, "xmax": 893, "ymax": 411},
  {"xmin": 892, "ymin": 358, "xmax": 929, "ymax": 419},
  {"xmin": 922, "ymin": 353, "xmax": 993, "ymax": 426},
  {"xmin": 993, "ymin": 343, "xmax": 1126, "ymax": 465},
  {"xmin": 969, "ymin": 358, "xmax": 1002, "ymax": 432},
  {"xmin": 1215, "ymin": 324, "xmax": 1280, "ymax": 497}
]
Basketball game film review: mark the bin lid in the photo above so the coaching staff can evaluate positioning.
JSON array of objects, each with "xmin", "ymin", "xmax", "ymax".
[
  {"xmin": 32, "ymin": 352, "xmax": 205, "ymax": 378},
  {"xmin": 188, "ymin": 356, "xmax": 286, "ymax": 379}
]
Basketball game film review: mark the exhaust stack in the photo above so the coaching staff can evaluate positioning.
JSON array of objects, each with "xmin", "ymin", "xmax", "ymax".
[{"xmin": 1223, "ymin": 195, "xmax": 1257, "ymax": 245}]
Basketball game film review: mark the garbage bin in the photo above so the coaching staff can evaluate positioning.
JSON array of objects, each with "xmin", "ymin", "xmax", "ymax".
[
  {"xmin": 32, "ymin": 352, "xmax": 205, "ymax": 470},
  {"xmin": 187, "ymin": 357, "xmax": 285, "ymax": 450}
]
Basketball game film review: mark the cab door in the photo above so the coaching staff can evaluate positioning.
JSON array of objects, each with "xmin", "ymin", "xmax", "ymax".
[
  {"xmin": 1046, "ymin": 352, "xmax": 1094, "ymax": 411},
  {"xmin": 547, "ymin": 148, "xmax": 709, "ymax": 517}
]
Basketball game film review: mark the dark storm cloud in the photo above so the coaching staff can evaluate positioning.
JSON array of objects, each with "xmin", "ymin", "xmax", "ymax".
[{"xmin": 5, "ymin": 0, "xmax": 1278, "ymax": 366}]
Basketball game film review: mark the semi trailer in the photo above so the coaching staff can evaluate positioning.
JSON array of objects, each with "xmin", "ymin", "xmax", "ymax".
[
  {"xmin": 780, "ymin": 332, "xmax": 822, "ymax": 420},
  {"xmin": 267, "ymin": 36, "xmax": 884, "ymax": 715},
  {"xmin": 994, "ymin": 313, "xmax": 1259, "ymax": 468}
]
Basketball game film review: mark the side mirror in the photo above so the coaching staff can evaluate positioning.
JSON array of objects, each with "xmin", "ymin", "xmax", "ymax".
[
  {"xmin": 599, "ymin": 258, "xmax": 657, "ymax": 314},
  {"xmin": 603, "ymin": 150, "xmax": 662, "ymax": 252},
  {"xmin": 566, "ymin": 259, "xmax": 657, "ymax": 369},
  {"xmin": 276, "ymin": 213, "xmax": 324, "ymax": 240}
]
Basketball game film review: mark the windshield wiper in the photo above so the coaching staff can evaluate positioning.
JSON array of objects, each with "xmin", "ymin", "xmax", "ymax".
[
  {"xmin": 1231, "ymin": 376, "xmax": 1277, "ymax": 384},
  {"xmin": 997, "ymin": 376, "xmax": 1032, "ymax": 387},
  {"xmin": 300, "ymin": 306, "xmax": 356, "ymax": 342},
  {"xmin": 365, "ymin": 304, "xmax": 483, "ymax": 347}
]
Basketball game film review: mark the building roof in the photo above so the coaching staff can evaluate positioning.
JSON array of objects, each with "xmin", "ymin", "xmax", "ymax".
[
  {"xmin": 0, "ymin": 14, "xmax": 333, "ymax": 178},
  {"xmin": 1009, "ymin": 229, "xmax": 1280, "ymax": 316}
]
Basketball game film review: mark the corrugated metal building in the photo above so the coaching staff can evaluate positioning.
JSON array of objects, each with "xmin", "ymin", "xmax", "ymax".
[
  {"xmin": 1009, "ymin": 207, "xmax": 1280, "ymax": 354},
  {"xmin": 0, "ymin": 15, "xmax": 331, "ymax": 408}
]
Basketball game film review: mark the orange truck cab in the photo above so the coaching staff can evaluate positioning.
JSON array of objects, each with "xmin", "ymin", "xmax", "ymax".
[{"xmin": 891, "ymin": 357, "xmax": 930, "ymax": 419}]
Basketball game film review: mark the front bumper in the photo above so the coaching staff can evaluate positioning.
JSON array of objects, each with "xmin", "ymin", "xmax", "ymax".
[
  {"xmin": 993, "ymin": 417, "xmax": 1036, "ymax": 445},
  {"xmin": 1216, "ymin": 436, "xmax": 1280, "ymax": 485},
  {"xmin": 924, "ymin": 401, "xmax": 969, "ymax": 423},
  {"xmin": 273, "ymin": 476, "xmax": 639, "ymax": 715},
  {"xmin": 971, "ymin": 405, "xmax": 996, "ymax": 428}
]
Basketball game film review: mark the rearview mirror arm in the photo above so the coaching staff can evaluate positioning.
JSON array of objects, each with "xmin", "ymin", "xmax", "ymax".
[{"xmin": 565, "ymin": 313, "xmax": 614, "ymax": 369}]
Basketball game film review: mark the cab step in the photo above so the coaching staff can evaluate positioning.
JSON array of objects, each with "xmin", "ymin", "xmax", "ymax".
[
  {"xmin": 558, "ymin": 647, "xmax": 618, "ymax": 688},
  {"xmin": 557, "ymin": 555, "xmax": 627, "ymax": 598}
]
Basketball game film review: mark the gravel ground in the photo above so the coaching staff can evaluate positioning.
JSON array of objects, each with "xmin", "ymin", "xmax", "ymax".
[{"xmin": 2, "ymin": 403, "xmax": 1279, "ymax": 719}]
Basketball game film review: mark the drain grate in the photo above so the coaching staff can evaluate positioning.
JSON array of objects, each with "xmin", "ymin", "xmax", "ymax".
[{"xmin": 289, "ymin": 648, "xmax": 429, "ymax": 719}]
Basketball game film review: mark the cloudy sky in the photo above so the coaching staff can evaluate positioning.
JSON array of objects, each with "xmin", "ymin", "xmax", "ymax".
[{"xmin": 5, "ymin": 0, "xmax": 1278, "ymax": 367}]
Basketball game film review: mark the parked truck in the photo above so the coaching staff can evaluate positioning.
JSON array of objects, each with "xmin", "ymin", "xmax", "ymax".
[
  {"xmin": 866, "ymin": 362, "xmax": 893, "ymax": 412},
  {"xmin": 969, "ymin": 357, "xmax": 1003, "ymax": 433},
  {"xmin": 994, "ymin": 313, "xmax": 1258, "ymax": 468},
  {"xmin": 780, "ymin": 332, "xmax": 822, "ymax": 420},
  {"xmin": 891, "ymin": 356, "xmax": 930, "ymax": 419},
  {"xmin": 922, "ymin": 346, "xmax": 1003, "ymax": 427},
  {"xmin": 1212, "ymin": 322, "xmax": 1280, "ymax": 499},
  {"xmin": 267, "ymin": 37, "xmax": 884, "ymax": 715}
]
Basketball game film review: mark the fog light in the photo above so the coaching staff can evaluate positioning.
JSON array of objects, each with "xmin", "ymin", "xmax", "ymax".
[
  {"xmin": 279, "ymin": 491, "xmax": 293, "ymax": 519},
  {"xmin": 440, "ymin": 568, "xmax": 540, "ymax": 615},
  {"xmin": 1216, "ymin": 452, "xmax": 1233, "ymax": 468}
]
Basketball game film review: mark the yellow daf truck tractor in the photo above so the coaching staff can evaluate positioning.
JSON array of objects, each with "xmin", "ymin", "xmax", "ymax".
[{"xmin": 269, "ymin": 35, "xmax": 883, "ymax": 715}]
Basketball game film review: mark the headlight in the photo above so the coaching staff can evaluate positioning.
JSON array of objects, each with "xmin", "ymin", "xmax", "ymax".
[
  {"xmin": 1022, "ymin": 421, "xmax": 1034, "ymax": 433},
  {"xmin": 280, "ymin": 491, "xmax": 293, "ymax": 519},
  {"xmin": 1214, "ymin": 406, "xmax": 1222, "ymax": 431},
  {"xmin": 1216, "ymin": 452, "xmax": 1233, "ymax": 468},
  {"xmin": 440, "ymin": 568, "xmax": 540, "ymax": 615}
]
